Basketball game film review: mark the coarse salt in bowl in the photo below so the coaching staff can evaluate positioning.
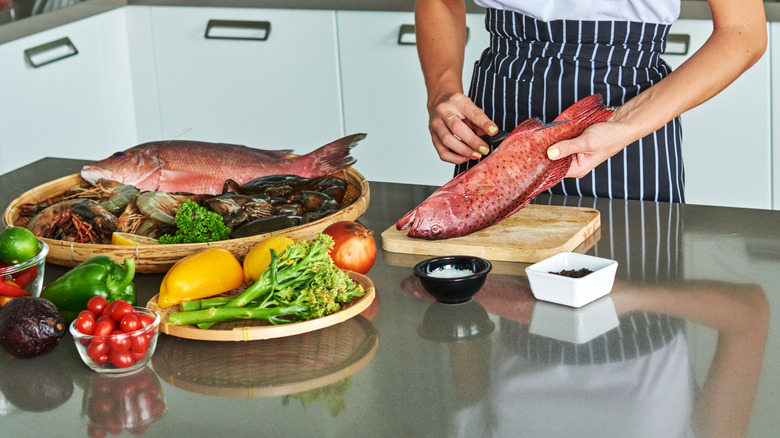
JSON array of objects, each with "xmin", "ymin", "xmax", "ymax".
[
  {"xmin": 0, "ymin": 239, "xmax": 48, "ymax": 297},
  {"xmin": 413, "ymin": 256, "xmax": 492, "ymax": 304},
  {"xmin": 525, "ymin": 252, "xmax": 618, "ymax": 308}
]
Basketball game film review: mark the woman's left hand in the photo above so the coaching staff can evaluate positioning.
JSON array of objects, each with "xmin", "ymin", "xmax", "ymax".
[{"xmin": 546, "ymin": 118, "xmax": 632, "ymax": 178}]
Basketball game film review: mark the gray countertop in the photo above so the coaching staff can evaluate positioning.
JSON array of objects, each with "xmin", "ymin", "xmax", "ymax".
[
  {"xmin": 2, "ymin": 0, "xmax": 779, "ymax": 44},
  {"xmin": 1, "ymin": 157, "xmax": 780, "ymax": 436}
]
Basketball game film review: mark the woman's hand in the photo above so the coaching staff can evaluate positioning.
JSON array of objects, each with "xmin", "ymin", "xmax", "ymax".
[{"xmin": 428, "ymin": 92, "xmax": 499, "ymax": 164}]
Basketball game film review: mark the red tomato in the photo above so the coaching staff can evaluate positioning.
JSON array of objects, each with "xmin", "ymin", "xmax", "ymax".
[
  {"xmin": 88, "ymin": 340, "xmax": 109, "ymax": 359},
  {"xmin": 93, "ymin": 319, "xmax": 115, "ymax": 337},
  {"xmin": 108, "ymin": 332, "xmax": 131, "ymax": 352},
  {"xmin": 74, "ymin": 313, "xmax": 96, "ymax": 335},
  {"xmin": 108, "ymin": 350, "xmax": 135, "ymax": 368},
  {"xmin": 79, "ymin": 309, "xmax": 97, "ymax": 319},
  {"xmin": 87, "ymin": 296, "xmax": 109, "ymax": 315},
  {"xmin": 130, "ymin": 333, "xmax": 149, "ymax": 353},
  {"xmin": 93, "ymin": 354, "xmax": 109, "ymax": 366},
  {"xmin": 119, "ymin": 313, "xmax": 140, "ymax": 333},
  {"xmin": 109, "ymin": 300, "xmax": 134, "ymax": 322},
  {"xmin": 137, "ymin": 313, "xmax": 155, "ymax": 328},
  {"xmin": 130, "ymin": 349, "xmax": 146, "ymax": 361}
]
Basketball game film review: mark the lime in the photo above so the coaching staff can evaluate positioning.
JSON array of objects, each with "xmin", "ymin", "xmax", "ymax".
[
  {"xmin": 243, "ymin": 236, "xmax": 294, "ymax": 284},
  {"xmin": 112, "ymin": 232, "xmax": 159, "ymax": 246},
  {"xmin": 0, "ymin": 227, "xmax": 39, "ymax": 265}
]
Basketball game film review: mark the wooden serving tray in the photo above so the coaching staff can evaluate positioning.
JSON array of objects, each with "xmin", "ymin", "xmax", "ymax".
[
  {"xmin": 381, "ymin": 204, "xmax": 600, "ymax": 264},
  {"xmin": 147, "ymin": 272, "xmax": 375, "ymax": 342},
  {"xmin": 2, "ymin": 169, "xmax": 369, "ymax": 273}
]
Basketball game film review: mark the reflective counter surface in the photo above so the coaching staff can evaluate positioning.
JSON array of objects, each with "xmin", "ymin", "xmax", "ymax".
[{"xmin": 1, "ymin": 158, "xmax": 779, "ymax": 437}]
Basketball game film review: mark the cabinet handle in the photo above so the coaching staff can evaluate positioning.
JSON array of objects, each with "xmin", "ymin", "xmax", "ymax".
[
  {"xmin": 665, "ymin": 34, "xmax": 690, "ymax": 56},
  {"xmin": 397, "ymin": 24, "xmax": 469, "ymax": 46},
  {"xmin": 205, "ymin": 19, "xmax": 271, "ymax": 41},
  {"xmin": 23, "ymin": 37, "xmax": 78, "ymax": 68}
]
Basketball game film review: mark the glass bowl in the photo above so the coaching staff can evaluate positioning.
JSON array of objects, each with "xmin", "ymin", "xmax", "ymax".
[
  {"xmin": 0, "ymin": 239, "xmax": 48, "ymax": 297},
  {"xmin": 71, "ymin": 307, "xmax": 160, "ymax": 374},
  {"xmin": 413, "ymin": 256, "xmax": 492, "ymax": 304}
]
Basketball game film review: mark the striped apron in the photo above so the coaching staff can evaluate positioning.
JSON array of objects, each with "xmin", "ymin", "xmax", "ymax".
[{"xmin": 456, "ymin": 9, "xmax": 685, "ymax": 203}]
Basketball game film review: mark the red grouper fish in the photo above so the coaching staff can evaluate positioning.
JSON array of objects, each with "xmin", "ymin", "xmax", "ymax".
[
  {"xmin": 396, "ymin": 95, "xmax": 613, "ymax": 239},
  {"xmin": 80, "ymin": 133, "xmax": 366, "ymax": 195}
]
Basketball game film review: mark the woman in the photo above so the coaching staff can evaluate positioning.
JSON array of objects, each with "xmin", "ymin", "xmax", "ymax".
[{"xmin": 415, "ymin": 0, "xmax": 766, "ymax": 202}]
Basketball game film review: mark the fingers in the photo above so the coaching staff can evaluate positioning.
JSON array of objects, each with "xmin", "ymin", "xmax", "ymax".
[{"xmin": 430, "ymin": 93, "xmax": 498, "ymax": 162}]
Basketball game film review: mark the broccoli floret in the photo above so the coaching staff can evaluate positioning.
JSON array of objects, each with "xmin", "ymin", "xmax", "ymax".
[{"xmin": 158, "ymin": 199, "xmax": 231, "ymax": 244}]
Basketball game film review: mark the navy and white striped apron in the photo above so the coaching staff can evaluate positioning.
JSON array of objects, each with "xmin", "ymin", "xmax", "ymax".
[{"xmin": 456, "ymin": 9, "xmax": 685, "ymax": 203}]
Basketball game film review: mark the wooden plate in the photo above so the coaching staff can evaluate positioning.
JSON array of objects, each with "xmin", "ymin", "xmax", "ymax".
[
  {"xmin": 2, "ymin": 168, "xmax": 369, "ymax": 273},
  {"xmin": 147, "ymin": 271, "xmax": 376, "ymax": 341}
]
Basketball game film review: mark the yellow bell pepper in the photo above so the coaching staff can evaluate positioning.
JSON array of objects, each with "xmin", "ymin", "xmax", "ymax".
[{"xmin": 157, "ymin": 248, "xmax": 244, "ymax": 309}]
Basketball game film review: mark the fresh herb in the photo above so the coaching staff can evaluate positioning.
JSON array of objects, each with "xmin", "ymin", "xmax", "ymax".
[
  {"xmin": 158, "ymin": 199, "xmax": 231, "ymax": 244},
  {"xmin": 167, "ymin": 233, "xmax": 364, "ymax": 328}
]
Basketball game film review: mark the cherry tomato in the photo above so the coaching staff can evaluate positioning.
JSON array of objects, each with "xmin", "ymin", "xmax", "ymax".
[
  {"xmin": 138, "ymin": 313, "xmax": 155, "ymax": 328},
  {"xmin": 79, "ymin": 309, "xmax": 97, "ymax": 319},
  {"xmin": 74, "ymin": 313, "xmax": 96, "ymax": 335},
  {"xmin": 109, "ymin": 350, "xmax": 134, "ymax": 368},
  {"xmin": 88, "ymin": 340, "xmax": 109, "ymax": 359},
  {"xmin": 109, "ymin": 332, "xmax": 131, "ymax": 352},
  {"xmin": 130, "ymin": 333, "xmax": 149, "ymax": 353},
  {"xmin": 87, "ymin": 425, "xmax": 108, "ymax": 438},
  {"xmin": 120, "ymin": 313, "xmax": 140, "ymax": 333},
  {"xmin": 130, "ymin": 349, "xmax": 146, "ymax": 361},
  {"xmin": 109, "ymin": 300, "xmax": 134, "ymax": 322},
  {"xmin": 93, "ymin": 354, "xmax": 109, "ymax": 366},
  {"xmin": 87, "ymin": 296, "xmax": 109, "ymax": 315},
  {"xmin": 93, "ymin": 319, "xmax": 115, "ymax": 337}
]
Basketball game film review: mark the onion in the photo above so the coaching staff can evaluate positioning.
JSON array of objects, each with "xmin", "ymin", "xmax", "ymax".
[{"xmin": 322, "ymin": 221, "xmax": 377, "ymax": 274}]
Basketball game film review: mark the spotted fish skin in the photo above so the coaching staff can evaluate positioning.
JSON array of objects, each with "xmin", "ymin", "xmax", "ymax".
[{"xmin": 396, "ymin": 95, "xmax": 614, "ymax": 239}]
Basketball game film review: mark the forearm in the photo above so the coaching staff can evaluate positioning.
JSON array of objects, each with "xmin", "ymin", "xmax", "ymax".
[
  {"xmin": 611, "ymin": 0, "xmax": 767, "ymax": 144},
  {"xmin": 415, "ymin": 0, "xmax": 469, "ymax": 111}
]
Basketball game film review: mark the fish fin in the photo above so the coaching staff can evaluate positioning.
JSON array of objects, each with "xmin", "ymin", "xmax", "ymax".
[
  {"xmin": 552, "ymin": 94, "xmax": 614, "ymax": 125},
  {"xmin": 293, "ymin": 133, "xmax": 366, "ymax": 177},
  {"xmin": 507, "ymin": 118, "xmax": 545, "ymax": 136},
  {"xmin": 396, "ymin": 208, "xmax": 416, "ymax": 230}
]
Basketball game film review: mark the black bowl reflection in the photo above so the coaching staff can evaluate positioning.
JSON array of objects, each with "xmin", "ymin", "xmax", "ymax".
[
  {"xmin": 413, "ymin": 256, "xmax": 492, "ymax": 304},
  {"xmin": 418, "ymin": 300, "xmax": 495, "ymax": 343}
]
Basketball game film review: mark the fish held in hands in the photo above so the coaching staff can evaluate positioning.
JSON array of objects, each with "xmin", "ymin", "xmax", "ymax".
[
  {"xmin": 396, "ymin": 95, "xmax": 613, "ymax": 239},
  {"xmin": 80, "ymin": 133, "xmax": 366, "ymax": 195}
]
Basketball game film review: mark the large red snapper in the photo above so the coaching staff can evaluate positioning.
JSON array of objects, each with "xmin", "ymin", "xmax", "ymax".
[
  {"xmin": 396, "ymin": 95, "xmax": 613, "ymax": 239},
  {"xmin": 80, "ymin": 133, "xmax": 366, "ymax": 195}
]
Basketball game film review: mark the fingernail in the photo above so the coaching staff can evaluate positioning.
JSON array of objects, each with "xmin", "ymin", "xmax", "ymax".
[
  {"xmin": 479, "ymin": 146, "xmax": 490, "ymax": 155},
  {"xmin": 472, "ymin": 152, "xmax": 482, "ymax": 160},
  {"xmin": 547, "ymin": 148, "xmax": 559, "ymax": 159},
  {"xmin": 488, "ymin": 126, "xmax": 498, "ymax": 135}
]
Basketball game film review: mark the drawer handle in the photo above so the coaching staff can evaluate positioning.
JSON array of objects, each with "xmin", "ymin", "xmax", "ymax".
[
  {"xmin": 665, "ymin": 34, "xmax": 690, "ymax": 56},
  {"xmin": 205, "ymin": 19, "xmax": 271, "ymax": 41},
  {"xmin": 397, "ymin": 24, "xmax": 470, "ymax": 46},
  {"xmin": 24, "ymin": 37, "xmax": 78, "ymax": 68}
]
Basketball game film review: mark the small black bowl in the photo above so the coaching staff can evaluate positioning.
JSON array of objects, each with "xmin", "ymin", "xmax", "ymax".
[{"xmin": 413, "ymin": 256, "xmax": 492, "ymax": 304}]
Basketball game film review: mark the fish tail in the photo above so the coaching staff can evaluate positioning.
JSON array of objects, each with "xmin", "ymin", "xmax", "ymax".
[
  {"xmin": 295, "ymin": 133, "xmax": 366, "ymax": 176},
  {"xmin": 553, "ymin": 94, "xmax": 614, "ymax": 125}
]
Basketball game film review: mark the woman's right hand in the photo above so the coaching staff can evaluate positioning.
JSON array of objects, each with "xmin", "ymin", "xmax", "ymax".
[{"xmin": 428, "ymin": 92, "xmax": 499, "ymax": 164}]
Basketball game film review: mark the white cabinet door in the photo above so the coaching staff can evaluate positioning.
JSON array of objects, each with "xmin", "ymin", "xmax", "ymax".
[
  {"xmin": 0, "ymin": 9, "xmax": 138, "ymax": 173},
  {"xmin": 772, "ymin": 23, "xmax": 780, "ymax": 211},
  {"xmin": 664, "ymin": 20, "xmax": 771, "ymax": 209},
  {"xmin": 149, "ymin": 7, "xmax": 343, "ymax": 154},
  {"xmin": 338, "ymin": 11, "xmax": 490, "ymax": 186}
]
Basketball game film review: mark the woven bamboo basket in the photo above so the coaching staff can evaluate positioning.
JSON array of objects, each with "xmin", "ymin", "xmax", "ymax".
[
  {"xmin": 151, "ymin": 314, "xmax": 378, "ymax": 398},
  {"xmin": 2, "ymin": 168, "xmax": 369, "ymax": 273}
]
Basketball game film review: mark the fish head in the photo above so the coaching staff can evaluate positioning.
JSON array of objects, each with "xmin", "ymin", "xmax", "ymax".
[
  {"xmin": 80, "ymin": 147, "xmax": 160, "ymax": 190},
  {"xmin": 405, "ymin": 192, "xmax": 472, "ymax": 239}
]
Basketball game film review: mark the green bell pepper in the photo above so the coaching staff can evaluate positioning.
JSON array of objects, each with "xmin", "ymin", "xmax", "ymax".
[{"xmin": 40, "ymin": 256, "xmax": 137, "ymax": 323}]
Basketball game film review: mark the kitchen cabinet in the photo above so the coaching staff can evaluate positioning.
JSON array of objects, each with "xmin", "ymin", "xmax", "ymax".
[
  {"xmin": 772, "ymin": 22, "xmax": 780, "ymax": 211},
  {"xmin": 0, "ymin": 8, "xmax": 138, "ymax": 173},
  {"xmin": 663, "ymin": 20, "xmax": 772, "ymax": 210},
  {"xmin": 148, "ymin": 6, "xmax": 343, "ymax": 154},
  {"xmin": 337, "ymin": 11, "xmax": 490, "ymax": 186}
]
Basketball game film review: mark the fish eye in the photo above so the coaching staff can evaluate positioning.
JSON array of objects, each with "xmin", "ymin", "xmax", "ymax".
[
  {"xmin": 111, "ymin": 151, "xmax": 127, "ymax": 159},
  {"xmin": 430, "ymin": 224, "xmax": 441, "ymax": 235}
]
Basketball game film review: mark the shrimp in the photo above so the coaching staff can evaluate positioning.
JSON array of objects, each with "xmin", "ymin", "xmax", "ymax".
[{"xmin": 27, "ymin": 199, "xmax": 118, "ymax": 244}]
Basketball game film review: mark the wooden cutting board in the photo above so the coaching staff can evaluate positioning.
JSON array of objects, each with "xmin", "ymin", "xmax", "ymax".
[{"xmin": 381, "ymin": 204, "xmax": 600, "ymax": 263}]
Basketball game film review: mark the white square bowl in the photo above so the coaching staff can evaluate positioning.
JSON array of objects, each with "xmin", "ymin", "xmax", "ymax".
[{"xmin": 525, "ymin": 252, "xmax": 618, "ymax": 308}]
